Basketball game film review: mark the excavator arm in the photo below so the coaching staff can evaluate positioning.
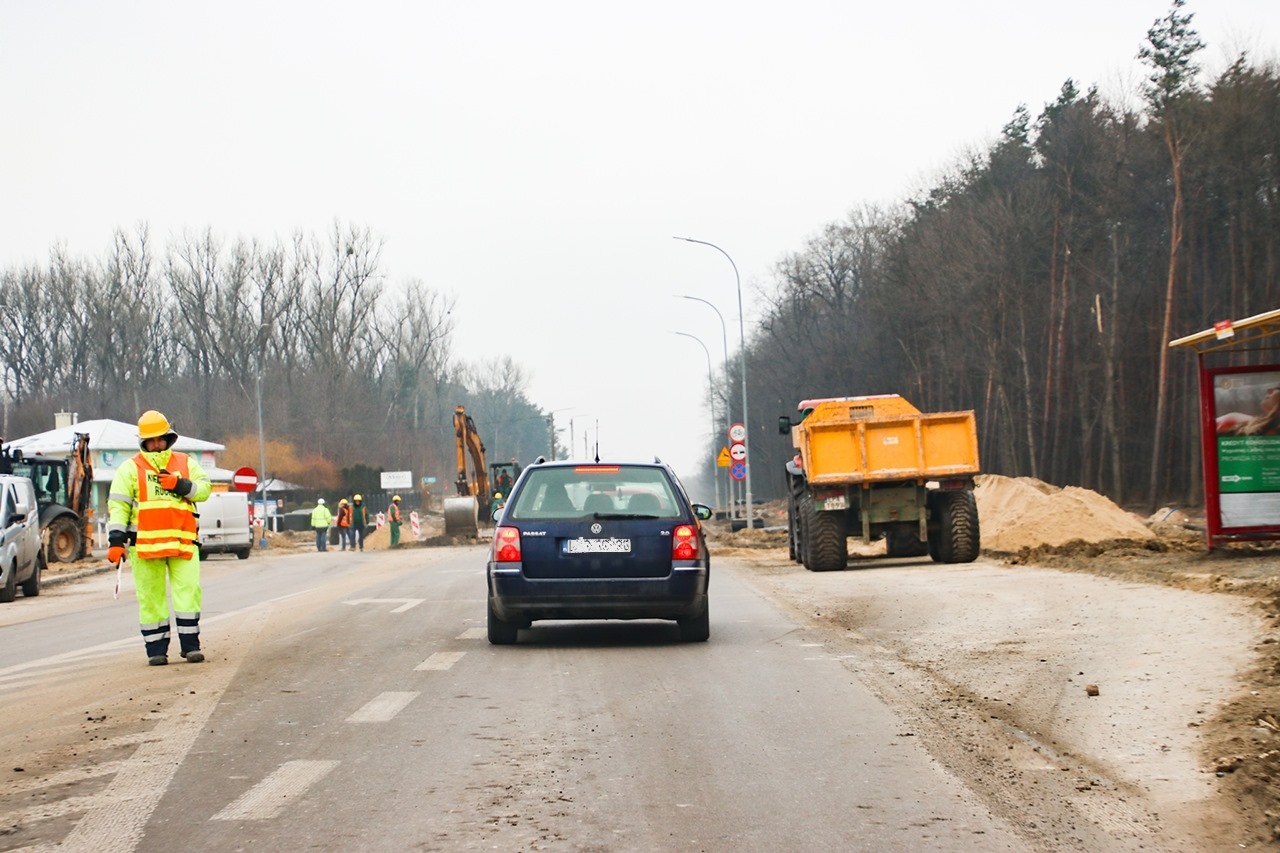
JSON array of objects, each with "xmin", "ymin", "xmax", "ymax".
[
  {"xmin": 452, "ymin": 406, "xmax": 491, "ymax": 501},
  {"xmin": 444, "ymin": 406, "xmax": 493, "ymax": 536}
]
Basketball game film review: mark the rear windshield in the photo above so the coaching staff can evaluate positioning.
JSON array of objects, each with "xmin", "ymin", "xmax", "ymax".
[{"xmin": 507, "ymin": 465, "xmax": 682, "ymax": 520}]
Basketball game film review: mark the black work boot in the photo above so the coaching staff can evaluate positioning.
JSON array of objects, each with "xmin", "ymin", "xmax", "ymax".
[
  {"xmin": 148, "ymin": 655, "xmax": 168, "ymax": 666},
  {"xmin": 181, "ymin": 650, "xmax": 205, "ymax": 663}
]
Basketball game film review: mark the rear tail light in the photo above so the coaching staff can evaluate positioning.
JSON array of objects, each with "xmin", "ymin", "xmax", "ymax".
[
  {"xmin": 494, "ymin": 526, "xmax": 522, "ymax": 562},
  {"xmin": 672, "ymin": 524, "xmax": 699, "ymax": 560}
]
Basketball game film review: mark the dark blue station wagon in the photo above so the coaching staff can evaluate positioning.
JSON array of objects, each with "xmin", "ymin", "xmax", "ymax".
[{"xmin": 486, "ymin": 459, "xmax": 712, "ymax": 644}]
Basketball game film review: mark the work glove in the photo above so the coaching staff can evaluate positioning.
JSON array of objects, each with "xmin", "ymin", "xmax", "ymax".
[
  {"xmin": 107, "ymin": 530, "xmax": 127, "ymax": 565},
  {"xmin": 158, "ymin": 471, "xmax": 193, "ymax": 496}
]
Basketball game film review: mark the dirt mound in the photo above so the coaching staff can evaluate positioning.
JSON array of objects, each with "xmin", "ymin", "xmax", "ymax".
[{"xmin": 975, "ymin": 474, "xmax": 1154, "ymax": 552}]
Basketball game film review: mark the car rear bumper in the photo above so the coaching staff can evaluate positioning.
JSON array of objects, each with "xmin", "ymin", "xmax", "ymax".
[{"xmin": 488, "ymin": 564, "xmax": 708, "ymax": 622}]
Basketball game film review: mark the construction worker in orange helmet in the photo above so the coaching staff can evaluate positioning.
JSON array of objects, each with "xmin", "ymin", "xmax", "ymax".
[{"xmin": 107, "ymin": 410, "xmax": 212, "ymax": 666}]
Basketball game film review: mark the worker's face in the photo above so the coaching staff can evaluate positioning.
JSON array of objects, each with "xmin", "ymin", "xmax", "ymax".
[{"xmin": 142, "ymin": 436, "xmax": 167, "ymax": 452}]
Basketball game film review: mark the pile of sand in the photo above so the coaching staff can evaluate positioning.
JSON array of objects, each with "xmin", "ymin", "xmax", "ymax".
[{"xmin": 975, "ymin": 474, "xmax": 1154, "ymax": 552}]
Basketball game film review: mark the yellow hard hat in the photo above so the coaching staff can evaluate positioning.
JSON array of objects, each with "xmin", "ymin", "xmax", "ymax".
[
  {"xmin": 494, "ymin": 492, "xmax": 503, "ymax": 499},
  {"xmin": 137, "ymin": 410, "xmax": 177, "ymax": 445},
  {"xmin": 354, "ymin": 494, "xmax": 363, "ymax": 501},
  {"xmin": 339, "ymin": 498, "xmax": 348, "ymax": 505},
  {"xmin": 392, "ymin": 495, "xmax": 401, "ymax": 502}
]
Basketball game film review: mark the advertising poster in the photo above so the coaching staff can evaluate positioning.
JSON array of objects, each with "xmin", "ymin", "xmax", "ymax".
[{"xmin": 1213, "ymin": 369, "xmax": 1280, "ymax": 528}]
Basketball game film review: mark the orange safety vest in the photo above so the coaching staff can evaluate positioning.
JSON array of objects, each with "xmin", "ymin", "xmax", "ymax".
[
  {"xmin": 337, "ymin": 504, "xmax": 352, "ymax": 528},
  {"xmin": 388, "ymin": 503, "xmax": 401, "ymax": 523},
  {"xmin": 132, "ymin": 452, "xmax": 199, "ymax": 560}
]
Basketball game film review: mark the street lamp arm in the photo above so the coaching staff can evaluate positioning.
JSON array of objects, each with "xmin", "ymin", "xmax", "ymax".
[{"xmin": 674, "ymin": 236, "xmax": 754, "ymax": 527}]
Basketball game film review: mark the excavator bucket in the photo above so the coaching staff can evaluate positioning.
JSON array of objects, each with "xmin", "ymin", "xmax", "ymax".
[{"xmin": 443, "ymin": 496, "xmax": 480, "ymax": 537}]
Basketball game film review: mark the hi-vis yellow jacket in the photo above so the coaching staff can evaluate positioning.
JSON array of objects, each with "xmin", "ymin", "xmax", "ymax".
[{"xmin": 108, "ymin": 449, "xmax": 212, "ymax": 560}]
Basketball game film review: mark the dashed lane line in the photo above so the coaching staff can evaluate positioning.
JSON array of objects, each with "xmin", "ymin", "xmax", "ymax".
[
  {"xmin": 346, "ymin": 691, "xmax": 420, "ymax": 723},
  {"xmin": 415, "ymin": 651, "xmax": 466, "ymax": 671},
  {"xmin": 210, "ymin": 760, "xmax": 339, "ymax": 821}
]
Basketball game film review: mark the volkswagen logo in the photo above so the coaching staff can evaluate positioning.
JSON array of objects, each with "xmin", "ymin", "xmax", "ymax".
[{"xmin": 590, "ymin": 523, "xmax": 602, "ymax": 534}]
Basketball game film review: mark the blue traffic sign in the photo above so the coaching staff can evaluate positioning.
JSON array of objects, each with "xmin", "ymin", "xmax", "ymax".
[{"xmin": 730, "ymin": 461, "xmax": 746, "ymax": 481}]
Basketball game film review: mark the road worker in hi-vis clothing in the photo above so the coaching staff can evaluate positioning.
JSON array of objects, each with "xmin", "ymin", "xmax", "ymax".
[{"xmin": 107, "ymin": 410, "xmax": 212, "ymax": 666}]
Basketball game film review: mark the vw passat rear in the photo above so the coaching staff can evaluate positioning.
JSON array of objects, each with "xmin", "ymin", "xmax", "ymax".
[{"xmin": 486, "ymin": 459, "xmax": 713, "ymax": 644}]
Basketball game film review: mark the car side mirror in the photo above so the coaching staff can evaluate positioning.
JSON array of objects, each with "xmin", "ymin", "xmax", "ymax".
[
  {"xmin": 778, "ymin": 415, "xmax": 792, "ymax": 435},
  {"xmin": 692, "ymin": 504, "xmax": 712, "ymax": 521}
]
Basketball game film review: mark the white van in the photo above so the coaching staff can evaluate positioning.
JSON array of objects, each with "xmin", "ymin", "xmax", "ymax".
[
  {"xmin": 198, "ymin": 491, "xmax": 253, "ymax": 560},
  {"xmin": 0, "ymin": 474, "xmax": 44, "ymax": 601}
]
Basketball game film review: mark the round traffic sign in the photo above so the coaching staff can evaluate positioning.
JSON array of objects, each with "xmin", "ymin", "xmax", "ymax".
[
  {"xmin": 728, "ymin": 422, "xmax": 746, "ymax": 443},
  {"xmin": 730, "ymin": 461, "xmax": 747, "ymax": 481},
  {"xmin": 729, "ymin": 443, "xmax": 747, "ymax": 462},
  {"xmin": 232, "ymin": 466, "xmax": 259, "ymax": 493}
]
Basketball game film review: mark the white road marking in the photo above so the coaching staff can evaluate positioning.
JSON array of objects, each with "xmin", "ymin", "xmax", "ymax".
[
  {"xmin": 457, "ymin": 627, "xmax": 485, "ymax": 640},
  {"xmin": 346, "ymin": 691, "xmax": 420, "ymax": 722},
  {"xmin": 210, "ymin": 760, "xmax": 339, "ymax": 821},
  {"xmin": 341, "ymin": 598, "xmax": 424, "ymax": 613},
  {"xmin": 415, "ymin": 651, "xmax": 466, "ymax": 671}
]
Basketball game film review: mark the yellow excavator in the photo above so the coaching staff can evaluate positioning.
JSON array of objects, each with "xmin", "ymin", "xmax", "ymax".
[{"xmin": 443, "ymin": 406, "xmax": 492, "ymax": 536}]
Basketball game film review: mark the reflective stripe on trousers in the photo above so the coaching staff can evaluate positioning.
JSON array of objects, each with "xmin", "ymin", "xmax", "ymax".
[{"xmin": 133, "ymin": 552, "xmax": 202, "ymax": 657}]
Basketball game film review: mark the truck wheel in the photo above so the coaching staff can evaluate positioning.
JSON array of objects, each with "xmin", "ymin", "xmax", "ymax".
[
  {"xmin": 22, "ymin": 551, "xmax": 43, "ymax": 598},
  {"xmin": 786, "ymin": 496, "xmax": 799, "ymax": 562},
  {"xmin": 46, "ymin": 517, "xmax": 83, "ymax": 563},
  {"xmin": 236, "ymin": 548, "xmax": 251, "ymax": 560},
  {"xmin": 803, "ymin": 502, "xmax": 847, "ymax": 571},
  {"xmin": 933, "ymin": 491, "xmax": 980, "ymax": 564},
  {"xmin": 885, "ymin": 529, "xmax": 928, "ymax": 558}
]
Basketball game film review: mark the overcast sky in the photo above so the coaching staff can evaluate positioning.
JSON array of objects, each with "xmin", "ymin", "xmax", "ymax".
[{"xmin": 3, "ymin": 1, "xmax": 1278, "ymax": 487}]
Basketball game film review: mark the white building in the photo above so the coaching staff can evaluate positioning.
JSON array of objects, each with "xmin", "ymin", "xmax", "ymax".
[{"xmin": 4, "ymin": 413, "xmax": 237, "ymax": 530}]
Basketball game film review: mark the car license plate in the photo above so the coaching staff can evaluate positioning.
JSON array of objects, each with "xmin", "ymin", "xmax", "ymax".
[{"xmin": 565, "ymin": 537, "xmax": 631, "ymax": 554}]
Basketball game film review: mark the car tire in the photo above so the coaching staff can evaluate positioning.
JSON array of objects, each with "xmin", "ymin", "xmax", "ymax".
[
  {"xmin": 0, "ymin": 563, "xmax": 16, "ymax": 604},
  {"xmin": 487, "ymin": 600, "xmax": 519, "ymax": 645},
  {"xmin": 678, "ymin": 599, "xmax": 710, "ymax": 642},
  {"xmin": 236, "ymin": 548, "xmax": 251, "ymax": 560},
  {"xmin": 21, "ymin": 551, "xmax": 43, "ymax": 598}
]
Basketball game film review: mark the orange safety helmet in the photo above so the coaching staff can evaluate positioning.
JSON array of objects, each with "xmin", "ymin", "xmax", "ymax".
[{"xmin": 137, "ymin": 410, "xmax": 178, "ymax": 448}]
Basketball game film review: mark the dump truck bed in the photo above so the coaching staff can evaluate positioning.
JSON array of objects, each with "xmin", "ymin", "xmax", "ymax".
[{"xmin": 792, "ymin": 397, "xmax": 980, "ymax": 485}]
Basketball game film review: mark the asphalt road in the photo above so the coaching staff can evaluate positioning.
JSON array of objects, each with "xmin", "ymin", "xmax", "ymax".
[{"xmin": 0, "ymin": 545, "xmax": 1029, "ymax": 852}]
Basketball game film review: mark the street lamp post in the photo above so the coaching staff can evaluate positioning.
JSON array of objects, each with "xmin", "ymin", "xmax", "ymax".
[
  {"xmin": 671, "ymin": 331, "xmax": 722, "ymax": 513},
  {"xmin": 675, "ymin": 237, "xmax": 754, "ymax": 528},
  {"xmin": 677, "ymin": 293, "xmax": 733, "ymax": 517},
  {"xmin": 255, "ymin": 325, "xmax": 269, "ymax": 547}
]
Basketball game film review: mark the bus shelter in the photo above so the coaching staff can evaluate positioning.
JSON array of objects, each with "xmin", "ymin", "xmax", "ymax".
[{"xmin": 1170, "ymin": 308, "xmax": 1280, "ymax": 548}]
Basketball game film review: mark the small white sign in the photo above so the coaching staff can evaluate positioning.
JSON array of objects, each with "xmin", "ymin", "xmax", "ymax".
[{"xmin": 381, "ymin": 470, "xmax": 413, "ymax": 489}]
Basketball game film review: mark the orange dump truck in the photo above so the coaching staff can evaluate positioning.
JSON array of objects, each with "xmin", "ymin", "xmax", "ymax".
[{"xmin": 778, "ymin": 395, "xmax": 981, "ymax": 570}]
